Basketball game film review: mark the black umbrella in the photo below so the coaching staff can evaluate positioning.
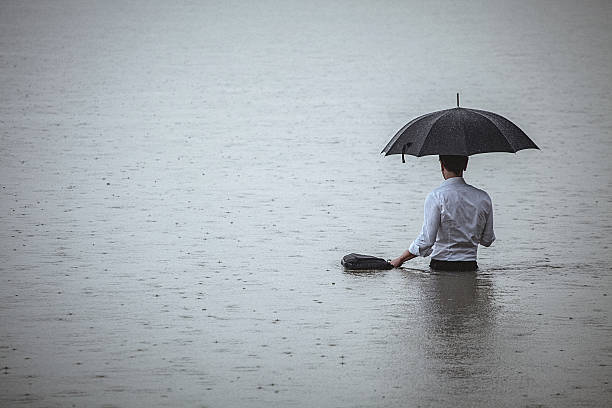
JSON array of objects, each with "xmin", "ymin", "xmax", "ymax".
[{"xmin": 382, "ymin": 94, "xmax": 539, "ymax": 162}]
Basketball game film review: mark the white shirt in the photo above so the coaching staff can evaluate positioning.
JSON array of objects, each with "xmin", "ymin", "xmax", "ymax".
[{"xmin": 408, "ymin": 177, "xmax": 495, "ymax": 261}]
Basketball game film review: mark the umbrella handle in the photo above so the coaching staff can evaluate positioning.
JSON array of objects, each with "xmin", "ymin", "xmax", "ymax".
[{"xmin": 402, "ymin": 145, "xmax": 406, "ymax": 163}]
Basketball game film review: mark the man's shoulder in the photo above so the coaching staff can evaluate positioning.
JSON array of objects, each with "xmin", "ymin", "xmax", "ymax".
[
  {"xmin": 465, "ymin": 182, "xmax": 490, "ymax": 194},
  {"xmin": 464, "ymin": 183, "xmax": 493, "ymax": 204},
  {"xmin": 430, "ymin": 179, "xmax": 491, "ymax": 196},
  {"xmin": 434, "ymin": 181, "xmax": 492, "ymax": 201}
]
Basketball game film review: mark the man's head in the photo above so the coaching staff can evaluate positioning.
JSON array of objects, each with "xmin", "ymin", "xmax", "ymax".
[{"xmin": 439, "ymin": 155, "xmax": 468, "ymax": 177}]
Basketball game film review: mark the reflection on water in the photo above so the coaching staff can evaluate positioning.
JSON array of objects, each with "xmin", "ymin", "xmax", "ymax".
[{"xmin": 418, "ymin": 272, "xmax": 495, "ymax": 380}]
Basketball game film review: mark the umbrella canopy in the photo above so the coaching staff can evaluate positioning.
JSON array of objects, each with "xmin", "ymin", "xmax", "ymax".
[{"xmin": 382, "ymin": 97, "xmax": 539, "ymax": 161}]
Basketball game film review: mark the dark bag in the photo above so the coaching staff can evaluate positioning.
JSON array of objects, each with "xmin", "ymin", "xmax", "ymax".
[{"xmin": 341, "ymin": 253, "xmax": 393, "ymax": 270}]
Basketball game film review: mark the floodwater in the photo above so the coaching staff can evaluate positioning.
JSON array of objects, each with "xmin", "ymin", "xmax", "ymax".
[{"xmin": 1, "ymin": 0, "xmax": 611, "ymax": 407}]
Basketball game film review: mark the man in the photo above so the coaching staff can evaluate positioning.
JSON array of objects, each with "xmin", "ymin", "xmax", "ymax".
[{"xmin": 390, "ymin": 155, "xmax": 495, "ymax": 271}]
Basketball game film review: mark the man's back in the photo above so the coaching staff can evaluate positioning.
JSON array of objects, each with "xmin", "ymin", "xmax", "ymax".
[
  {"xmin": 409, "ymin": 177, "xmax": 495, "ymax": 262},
  {"xmin": 390, "ymin": 155, "xmax": 495, "ymax": 270}
]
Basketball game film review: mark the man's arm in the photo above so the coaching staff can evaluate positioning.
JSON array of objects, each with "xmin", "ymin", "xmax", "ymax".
[
  {"xmin": 480, "ymin": 200, "xmax": 495, "ymax": 247},
  {"xmin": 390, "ymin": 249, "xmax": 417, "ymax": 267},
  {"xmin": 390, "ymin": 193, "xmax": 440, "ymax": 268}
]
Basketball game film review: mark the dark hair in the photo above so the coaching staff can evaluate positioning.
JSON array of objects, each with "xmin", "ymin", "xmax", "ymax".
[{"xmin": 439, "ymin": 155, "xmax": 468, "ymax": 174}]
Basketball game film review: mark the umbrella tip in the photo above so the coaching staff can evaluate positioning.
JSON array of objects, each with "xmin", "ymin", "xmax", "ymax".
[{"xmin": 456, "ymin": 92, "xmax": 460, "ymax": 107}]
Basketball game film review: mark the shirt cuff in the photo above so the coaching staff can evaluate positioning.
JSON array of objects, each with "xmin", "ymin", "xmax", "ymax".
[
  {"xmin": 408, "ymin": 242, "xmax": 420, "ymax": 257},
  {"xmin": 481, "ymin": 234, "xmax": 496, "ymax": 247}
]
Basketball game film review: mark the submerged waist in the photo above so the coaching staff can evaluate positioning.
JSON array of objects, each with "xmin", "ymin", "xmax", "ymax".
[{"xmin": 430, "ymin": 259, "xmax": 478, "ymax": 271}]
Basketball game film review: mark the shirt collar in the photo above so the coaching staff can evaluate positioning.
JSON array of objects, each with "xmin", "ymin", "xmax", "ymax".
[{"xmin": 441, "ymin": 176, "xmax": 466, "ymax": 186}]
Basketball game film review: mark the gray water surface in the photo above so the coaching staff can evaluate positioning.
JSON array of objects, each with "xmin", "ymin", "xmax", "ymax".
[{"xmin": 1, "ymin": 0, "xmax": 611, "ymax": 407}]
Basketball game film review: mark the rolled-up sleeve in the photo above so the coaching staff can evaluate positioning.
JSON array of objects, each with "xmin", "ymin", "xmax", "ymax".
[
  {"xmin": 409, "ymin": 192, "xmax": 440, "ymax": 257},
  {"xmin": 480, "ymin": 200, "xmax": 495, "ymax": 247}
]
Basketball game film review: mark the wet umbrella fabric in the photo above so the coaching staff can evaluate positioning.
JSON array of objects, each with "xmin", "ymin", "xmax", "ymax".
[{"xmin": 381, "ymin": 107, "xmax": 539, "ymax": 161}]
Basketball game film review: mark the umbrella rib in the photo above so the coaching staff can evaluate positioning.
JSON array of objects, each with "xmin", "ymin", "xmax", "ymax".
[
  {"xmin": 382, "ymin": 109, "xmax": 449, "ymax": 155},
  {"xmin": 415, "ymin": 109, "xmax": 456, "ymax": 157},
  {"xmin": 381, "ymin": 113, "xmax": 428, "ymax": 154},
  {"xmin": 468, "ymin": 109, "xmax": 515, "ymax": 152},
  {"xmin": 459, "ymin": 109, "xmax": 468, "ymax": 155}
]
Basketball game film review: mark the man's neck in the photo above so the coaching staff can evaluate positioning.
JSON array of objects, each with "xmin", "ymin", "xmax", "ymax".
[{"xmin": 443, "ymin": 171, "xmax": 462, "ymax": 180}]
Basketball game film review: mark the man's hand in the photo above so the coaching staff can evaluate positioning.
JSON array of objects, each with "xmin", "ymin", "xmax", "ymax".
[
  {"xmin": 389, "ymin": 249, "xmax": 417, "ymax": 268},
  {"xmin": 389, "ymin": 257, "xmax": 404, "ymax": 268}
]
